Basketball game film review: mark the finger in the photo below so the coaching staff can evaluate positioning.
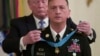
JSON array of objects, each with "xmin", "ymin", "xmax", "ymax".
[
  {"xmin": 30, "ymin": 30, "xmax": 41, "ymax": 34},
  {"xmin": 77, "ymin": 26, "xmax": 88, "ymax": 30},
  {"xmin": 77, "ymin": 24, "xmax": 90, "ymax": 29},
  {"xmin": 78, "ymin": 23, "xmax": 88, "ymax": 27},
  {"xmin": 78, "ymin": 29, "xmax": 87, "ymax": 32},
  {"xmin": 34, "ymin": 37, "xmax": 41, "ymax": 41},
  {"xmin": 33, "ymin": 34, "xmax": 41, "ymax": 38},
  {"xmin": 77, "ymin": 27, "xmax": 88, "ymax": 32},
  {"xmin": 79, "ymin": 21, "xmax": 90, "ymax": 27},
  {"xmin": 32, "ymin": 36, "xmax": 41, "ymax": 43}
]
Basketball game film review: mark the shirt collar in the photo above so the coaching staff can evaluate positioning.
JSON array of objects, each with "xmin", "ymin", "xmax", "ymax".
[{"xmin": 50, "ymin": 25, "xmax": 67, "ymax": 41}]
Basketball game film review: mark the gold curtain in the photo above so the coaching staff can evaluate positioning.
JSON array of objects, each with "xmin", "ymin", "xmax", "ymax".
[{"xmin": 87, "ymin": 0, "xmax": 93, "ymax": 6}]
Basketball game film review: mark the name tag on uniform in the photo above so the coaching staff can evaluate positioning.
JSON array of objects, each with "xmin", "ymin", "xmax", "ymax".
[
  {"xmin": 36, "ymin": 48, "xmax": 45, "ymax": 56},
  {"xmin": 36, "ymin": 52, "xmax": 45, "ymax": 56}
]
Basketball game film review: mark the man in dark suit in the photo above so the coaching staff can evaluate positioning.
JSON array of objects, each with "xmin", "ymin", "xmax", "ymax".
[
  {"xmin": 2, "ymin": 0, "xmax": 95, "ymax": 56},
  {"xmin": 33, "ymin": 0, "xmax": 91, "ymax": 56}
]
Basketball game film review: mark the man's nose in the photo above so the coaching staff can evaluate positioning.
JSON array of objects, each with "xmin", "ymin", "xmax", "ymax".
[
  {"xmin": 55, "ymin": 8, "xmax": 61, "ymax": 14},
  {"xmin": 38, "ymin": 2, "xmax": 44, "ymax": 8}
]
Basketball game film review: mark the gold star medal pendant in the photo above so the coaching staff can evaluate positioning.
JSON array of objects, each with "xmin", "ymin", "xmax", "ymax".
[{"xmin": 55, "ymin": 47, "xmax": 60, "ymax": 54}]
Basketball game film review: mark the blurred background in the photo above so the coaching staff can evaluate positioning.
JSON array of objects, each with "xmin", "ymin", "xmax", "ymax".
[{"xmin": 0, "ymin": 0, "xmax": 100, "ymax": 56}]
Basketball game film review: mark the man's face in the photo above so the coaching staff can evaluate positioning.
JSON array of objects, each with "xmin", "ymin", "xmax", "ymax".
[
  {"xmin": 48, "ymin": 0, "xmax": 70, "ymax": 24},
  {"xmin": 28, "ymin": 0, "xmax": 48, "ymax": 19}
]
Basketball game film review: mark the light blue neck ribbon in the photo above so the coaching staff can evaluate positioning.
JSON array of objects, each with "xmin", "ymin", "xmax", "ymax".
[
  {"xmin": 31, "ymin": 30, "xmax": 77, "ymax": 56},
  {"xmin": 41, "ymin": 29, "xmax": 77, "ymax": 47}
]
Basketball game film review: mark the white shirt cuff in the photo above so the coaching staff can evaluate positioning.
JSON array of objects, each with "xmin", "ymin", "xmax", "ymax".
[
  {"xmin": 88, "ymin": 30, "xmax": 93, "ymax": 40},
  {"xmin": 20, "ymin": 37, "xmax": 27, "ymax": 52}
]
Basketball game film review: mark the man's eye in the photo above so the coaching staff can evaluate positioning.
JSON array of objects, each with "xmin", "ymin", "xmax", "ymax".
[
  {"xmin": 60, "ymin": 6, "xmax": 65, "ymax": 9},
  {"xmin": 32, "ymin": 1, "xmax": 38, "ymax": 4},
  {"xmin": 42, "ymin": 1, "xmax": 46, "ymax": 3},
  {"xmin": 50, "ymin": 7, "xmax": 56, "ymax": 9}
]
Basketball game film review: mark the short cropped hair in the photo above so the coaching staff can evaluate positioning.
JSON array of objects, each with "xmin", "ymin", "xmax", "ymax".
[{"xmin": 48, "ymin": 0, "xmax": 69, "ymax": 5}]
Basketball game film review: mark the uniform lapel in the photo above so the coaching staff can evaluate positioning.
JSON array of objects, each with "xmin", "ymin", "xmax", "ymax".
[
  {"xmin": 62, "ymin": 27, "xmax": 73, "ymax": 39},
  {"xmin": 42, "ymin": 26, "xmax": 55, "ymax": 42}
]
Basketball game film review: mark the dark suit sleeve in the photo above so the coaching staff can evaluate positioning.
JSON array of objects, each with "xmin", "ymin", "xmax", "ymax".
[
  {"xmin": 67, "ymin": 17, "xmax": 76, "ymax": 29},
  {"xmin": 67, "ymin": 17, "xmax": 96, "ymax": 44},
  {"xmin": 80, "ymin": 36, "xmax": 91, "ymax": 56},
  {"xmin": 87, "ymin": 29, "xmax": 96, "ymax": 43},
  {"xmin": 2, "ymin": 19, "xmax": 24, "ymax": 54}
]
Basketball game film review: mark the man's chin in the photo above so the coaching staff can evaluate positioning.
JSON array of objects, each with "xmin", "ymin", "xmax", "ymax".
[{"xmin": 38, "ymin": 14, "xmax": 47, "ymax": 18}]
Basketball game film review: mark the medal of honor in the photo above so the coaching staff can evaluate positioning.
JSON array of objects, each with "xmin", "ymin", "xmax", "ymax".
[{"xmin": 55, "ymin": 47, "xmax": 60, "ymax": 54}]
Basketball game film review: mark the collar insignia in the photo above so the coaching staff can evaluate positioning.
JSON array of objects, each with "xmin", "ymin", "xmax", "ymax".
[{"xmin": 45, "ymin": 34, "xmax": 49, "ymax": 38}]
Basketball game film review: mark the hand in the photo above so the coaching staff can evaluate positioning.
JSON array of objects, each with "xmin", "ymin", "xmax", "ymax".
[
  {"xmin": 77, "ymin": 21, "xmax": 92, "ymax": 36},
  {"xmin": 22, "ymin": 30, "xmax": 41, "ymax": 45}
]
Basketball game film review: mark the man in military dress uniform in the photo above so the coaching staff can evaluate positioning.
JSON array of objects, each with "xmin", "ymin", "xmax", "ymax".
[
  {"xmin": 2, "ymin": 0, "xmax": 94, "ymax": 56},
  {"xmin": 33, "ymin": 0, "xmax": 91, "ymax": 56}
]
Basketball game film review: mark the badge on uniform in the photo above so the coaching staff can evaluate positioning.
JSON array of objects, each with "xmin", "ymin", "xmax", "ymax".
[
  {"xmin": 73, "ymin": 52, "xmax": 76, "ymax": 56},
  {"xmin": 36, "ymin": 52, "xmax": 45, "ymax": 56},
  {"xmin": 38, "ymin": 48, "xmax": 44, "ymax": 51},
  {"xmin": 67, "ymin": 39, "xmax": 80, "ymax": 56},
  {"xmin": 55, "ymin": 47, "xmax": 60, "ymax": 54},
  {"xmin": 45, "ymin": 34, "xmax": 49, "ymax": 38},
  {"xmin": 70, "ymin": 28, "xmax": 74, "ymax": 31},
  {"xmin": 36, "ymin": 48, "xmax": 45, "ymax": 56}
]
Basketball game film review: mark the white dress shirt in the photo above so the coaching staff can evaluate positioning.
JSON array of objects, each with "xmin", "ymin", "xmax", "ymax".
[{"xmin": 50, "ymin": 25, "xmax": 67, "ymax": 42}]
